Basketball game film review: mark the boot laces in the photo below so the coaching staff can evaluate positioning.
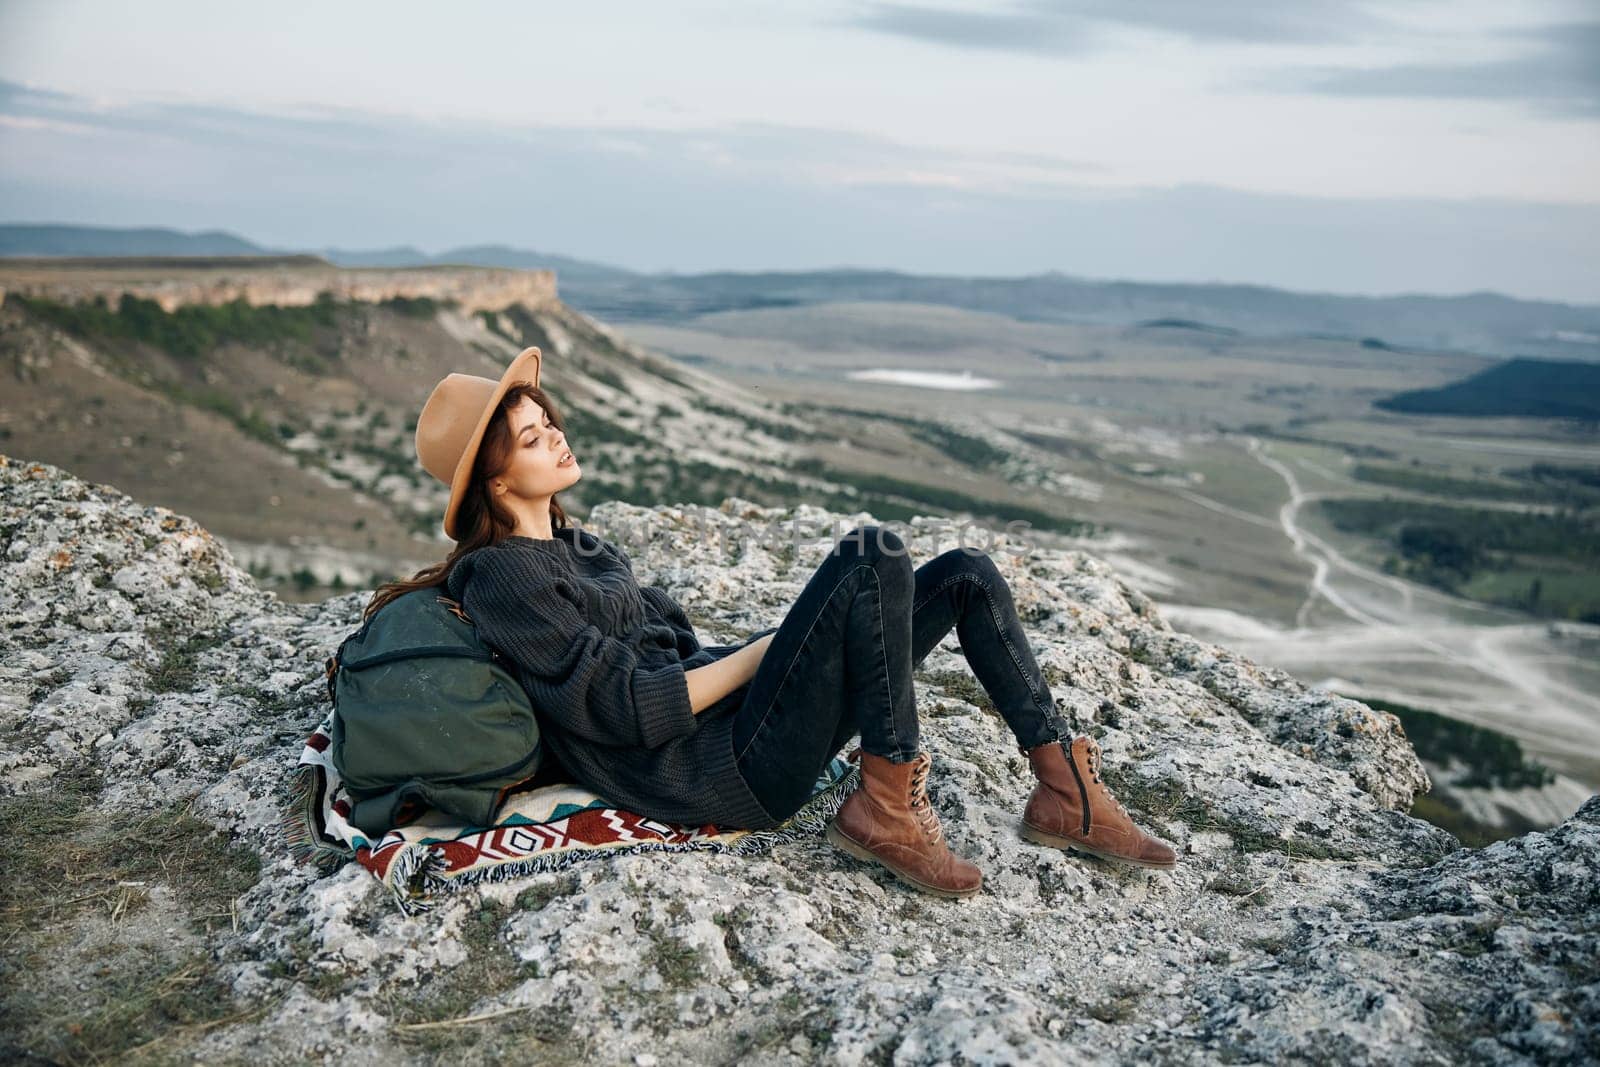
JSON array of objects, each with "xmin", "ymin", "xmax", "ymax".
[
  {"xmin": 1082, "ymin": 738, "xmax": 1131, "ymax": 821},
  {"xmin": 908, "ymin": 756, "xmax": 944, "ymax": 847}
]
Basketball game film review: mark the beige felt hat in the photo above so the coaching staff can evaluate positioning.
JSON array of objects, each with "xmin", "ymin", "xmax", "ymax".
[{"xmin": 415, "ymin": 346, "xmax": 543, "ymax": 540}]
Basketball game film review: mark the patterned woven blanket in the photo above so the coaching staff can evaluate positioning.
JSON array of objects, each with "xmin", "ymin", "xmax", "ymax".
[{"xmin": 285, "ymin": 713, "xmax": 860, "ymax": 913}]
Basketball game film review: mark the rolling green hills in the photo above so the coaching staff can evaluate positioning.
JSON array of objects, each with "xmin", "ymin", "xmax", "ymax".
[{"xmin": 1375, "ymin": 357, "xmax": 1600, "ymax": 421}]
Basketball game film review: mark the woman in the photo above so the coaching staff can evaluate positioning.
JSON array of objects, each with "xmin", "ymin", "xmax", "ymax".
[{"xmin": 368, "ymin": 347, "xmax": 1176, "ymax": 900}]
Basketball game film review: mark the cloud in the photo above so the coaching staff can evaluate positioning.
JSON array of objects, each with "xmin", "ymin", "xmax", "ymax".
[
  {"xmin": 849, "ymin": 3, "xmax": 1093, "ymax": 57},
  {"xmin": 6, "ymin": 83, "xmax": 451, "ymax": 151},
  {"xmin": 1281, "ymin": 21, "xmax": 1600, "ymax": 120},
  {"xmin": 0, "ymin": 83, "xmax": 1105, "ymax": 194},
  {"xmin": 846, "ymin": 0, "xmax": 1392, "ymax": 56},
  {"xmin": 0, "ymin": 80, "xmax": 75, "ymax": 106},
  {"xmin": 841, "ymin": 1, "xmax": 1598, "ymax": 125},
  {"xmin": 1058, "ymin": 0, "xmax": 1390, "ymax": 44}
]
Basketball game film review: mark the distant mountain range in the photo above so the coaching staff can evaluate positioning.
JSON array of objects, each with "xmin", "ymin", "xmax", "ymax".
[
  {"xmin": 4, "ymin": 223, "xmax": 1598, "ymax": 360},
  {"xmin": 0, "ymin": 224, "xmax": 636, "ymax": 284},
  {"xmin": 313, "ymin": 242, "xmax": 638, "ymax": 284},
  {"xmin": 0, "ymin": 224, "xmax": 265, "ymax": 258}
]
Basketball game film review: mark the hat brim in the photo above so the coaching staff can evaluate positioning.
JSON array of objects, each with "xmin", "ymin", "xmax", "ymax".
[{"xmin": 443, "ymin": 345, "xmax": 543, "ymax": 541}]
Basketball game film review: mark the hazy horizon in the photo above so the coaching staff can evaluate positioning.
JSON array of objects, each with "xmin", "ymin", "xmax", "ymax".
[{"xmin": 9, "ymin": 218, "xmax": 1600, "ymax": 311}]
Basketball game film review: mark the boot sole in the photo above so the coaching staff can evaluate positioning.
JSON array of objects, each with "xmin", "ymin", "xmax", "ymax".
[
  {"xmin": 1019, "ymin": 822, "xmax": 1177, "ymax": 870},
  {"xmin": 824, "ymin": 824, "xmax": 982, "ymax": 899}
]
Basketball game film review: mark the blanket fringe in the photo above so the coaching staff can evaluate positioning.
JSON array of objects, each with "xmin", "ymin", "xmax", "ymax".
[
  {"xmin": 385, "ymin": 842, "xmax": 444, "ymax": 915},
  {"xmin": 726, "ymin": 762, "xmax": 860, "ymax": 856},
  {"xmin": 281, "ymin": 763, "xmax": 355, "ymax": 872}
]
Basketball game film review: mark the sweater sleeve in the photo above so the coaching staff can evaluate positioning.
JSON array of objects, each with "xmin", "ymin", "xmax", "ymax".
[
  {"xmin": 607, "ymin": 540, "xmax": 706, "ymax": 662},
  {"xmin": 639, "ymin": 585, "xmax": 705, "ymax": 660},
  {"xmin": 460, "ymin": 549, "xmax": 697, "ymax": 750}
]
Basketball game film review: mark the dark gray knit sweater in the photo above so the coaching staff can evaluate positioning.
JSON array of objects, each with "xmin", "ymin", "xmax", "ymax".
[{"xmin": 445, "ymin": 525, "xmax": 781, "ymax": 830}]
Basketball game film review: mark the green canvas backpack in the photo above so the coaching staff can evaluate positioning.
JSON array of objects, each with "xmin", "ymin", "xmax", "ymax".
[{"xmin": 324, "ymin": 588, "xmax": 542, "ymax": 837}]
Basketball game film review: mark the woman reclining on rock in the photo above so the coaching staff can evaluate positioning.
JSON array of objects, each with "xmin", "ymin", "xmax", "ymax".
[{"xmin": 364, "ymin": 346, "xmax": 1177, "ymax": 899}]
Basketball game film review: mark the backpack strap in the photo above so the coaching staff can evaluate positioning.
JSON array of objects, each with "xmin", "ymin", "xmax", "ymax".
[
  {"xmin": 436, "ymin": 594, "xmax": 473, "ymax": 624},
  {"xmin": 324, "ymin": 654, "xmax": 339, "ymax": 706}
]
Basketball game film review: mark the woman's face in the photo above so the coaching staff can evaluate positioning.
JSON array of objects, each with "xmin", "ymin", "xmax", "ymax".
[{"xmin": 495, "ymin": 395, "xmax": 580, "ymax": 504}]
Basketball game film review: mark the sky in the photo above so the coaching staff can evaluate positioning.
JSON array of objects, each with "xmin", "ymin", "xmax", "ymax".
[{"xmin": 1, "ymin": 0, "xmax": 1597, "ymax": 302}]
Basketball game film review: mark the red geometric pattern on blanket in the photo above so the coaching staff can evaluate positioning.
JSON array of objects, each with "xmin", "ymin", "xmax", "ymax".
[
  {"xmin": 354, "ymin": 805, "xmax": 733, "ymax": 882},
  {"xmin": 359, "ymin": 842, "xmax": 402, "ymax": 881}
]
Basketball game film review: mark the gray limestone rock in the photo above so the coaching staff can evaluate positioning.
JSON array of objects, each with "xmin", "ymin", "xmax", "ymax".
[{"xmin": 2, "ymin": 454, "xmax": 1594, "ymax": 1065}]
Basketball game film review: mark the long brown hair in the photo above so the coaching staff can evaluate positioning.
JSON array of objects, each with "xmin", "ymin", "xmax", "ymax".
[{"xmin": 362, "ymin": 381, "xmax": 572, "ymax": 620}]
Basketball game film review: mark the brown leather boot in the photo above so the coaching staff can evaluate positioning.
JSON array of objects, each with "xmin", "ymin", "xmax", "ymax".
[
  {"xmin": 825, "ymin": 749, "xmax": 983, "ymax": 899},
  {"xmin": 1019, "ymin": 735, "xmax": 1178, "ymax": 869}
]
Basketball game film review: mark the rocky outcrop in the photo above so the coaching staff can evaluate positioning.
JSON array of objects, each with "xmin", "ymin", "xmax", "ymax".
[
  {"xmin": 2, "ymin": 455, "xmax": 1595, "ymax": 1065},
  {"xmin": 0, "ymin": 257, "xmax": 558, "ymax": 313}
]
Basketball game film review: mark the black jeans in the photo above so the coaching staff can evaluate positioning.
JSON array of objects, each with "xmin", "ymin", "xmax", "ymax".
[{"xmin": 729, "ymin": 525, "xmax": 1068, "ymax": 824}]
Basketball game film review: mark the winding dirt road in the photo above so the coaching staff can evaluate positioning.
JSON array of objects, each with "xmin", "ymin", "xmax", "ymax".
[{"xmin": 1167, "ymin": 437, "xmax": 1600, "ymax": 791}]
